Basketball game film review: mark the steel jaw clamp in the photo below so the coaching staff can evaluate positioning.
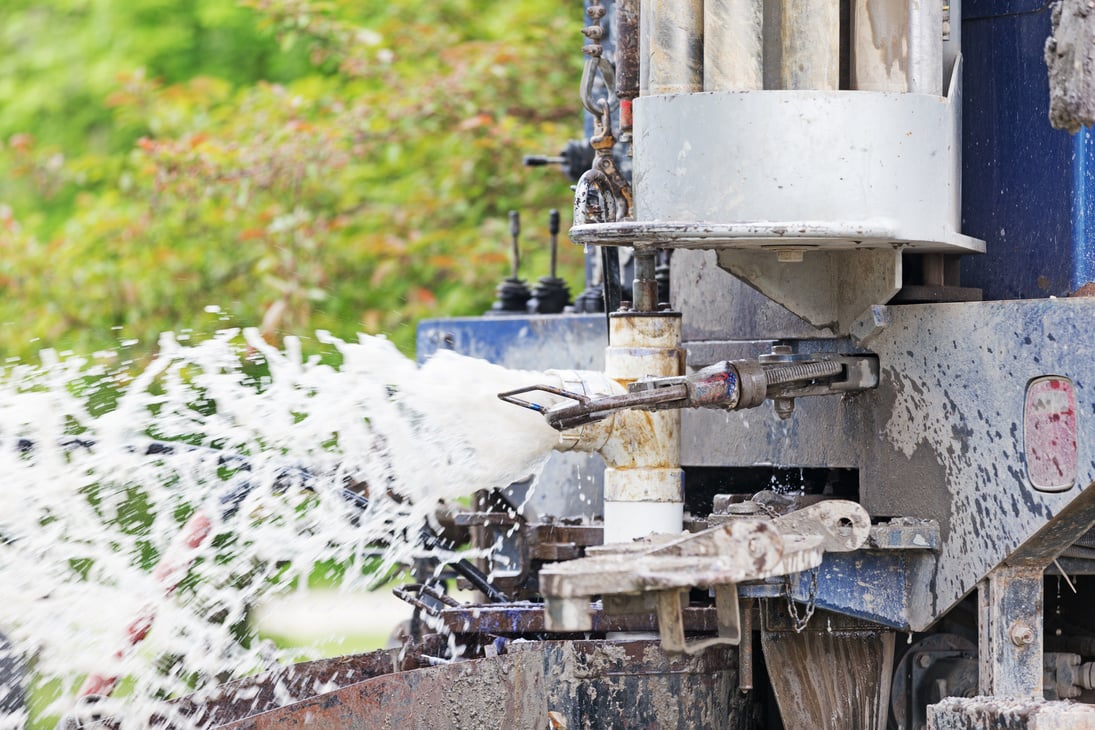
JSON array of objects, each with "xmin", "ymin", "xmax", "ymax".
[{"xmin": 538, "ymin": 500, "xmax": 871, "ymax": 654}]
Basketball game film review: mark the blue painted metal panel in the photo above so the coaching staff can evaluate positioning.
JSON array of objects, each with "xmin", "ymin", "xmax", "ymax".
[
  {"xmin": 792, "ymin": 552, "xmax": 919, "ymax": 630},
  {"xmin": 416, "ymin": 313, "xmax": 606, "ymax": 370},
  {"xmin": 961, "ymin": 3, "xmax": 1095, "ymax": 298},
  {"xmin": 739, "ymin": 552, "xmax": 929, "ymax": 630}
]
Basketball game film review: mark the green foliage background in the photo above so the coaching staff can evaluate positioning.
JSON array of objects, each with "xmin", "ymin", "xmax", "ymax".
[{"xmin": 0, "ymin": 0, "xmax": 584, "ymax": 362}]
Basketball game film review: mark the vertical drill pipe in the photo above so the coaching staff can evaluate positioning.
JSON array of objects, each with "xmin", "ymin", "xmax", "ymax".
[
  {"xmin": 616, "ymin": 0, "xmax": 641, "ymax": 100},
  {"xmin": 852, "ymin": 0, "xmax": 909, "ymax": 91},
  {"xmin": 781, "ymin": 0, "xmax": 840, "ymax": 89},
  {"xmin": 705, "ymin": 0, "xmax": 765, "ymax": 91},
  {"xmin": 602, "ymin": 246, "xmax": 623, "ymax": 316},
  {"xmin": 601, "ymin": 313, "xmax": 684, "ymax": 543},
  {"xmin": 633, "ymin": 250, "xmax": 659, "ymax": 312},
  {"xmin": 639, "ymin": 0, "xmax": 652, "ymax": 95},
  {"xmin": 641, "ymin": 0, "xmax": 704, "ymax": 94},
  {"xmin": 906, "ymin": 0, "xmax": 943, "ymax": 94}
]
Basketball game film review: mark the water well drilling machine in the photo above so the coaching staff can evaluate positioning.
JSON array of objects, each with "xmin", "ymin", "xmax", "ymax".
[{"xmin": 178, "ymin": 2, "xmax": 1095, "ymax": 728}]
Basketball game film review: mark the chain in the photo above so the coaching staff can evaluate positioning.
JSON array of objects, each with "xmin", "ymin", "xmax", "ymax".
[
  {"xmin": 754, "ymin": 495, "xmax": 819, "ymax": 633},
  {"xmin": 784, "ymin": 567, "xmax": 819, "ymax": 632},
  {"xmin": 582, "ymin": 0, "xmax": 605, "ymax": 59},
  {"xmin": 580, "ymin": 1, "xmax": 616, "ymax": 116}
]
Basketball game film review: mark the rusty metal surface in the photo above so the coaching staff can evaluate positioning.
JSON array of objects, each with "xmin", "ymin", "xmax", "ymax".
[
  {"xmin": 613, "ymin": 0, "xmax": 639, "ymax": 100},
  {"xmin": 978, "ymin": 566, "xmax": 1044, "ymax": 698},
  {"xmin": 171, "ymin": 638, "xmax": 447, "ymax": 727},
  {"xmin": 439, "ymin": 602, "xmax": 720, "ymax": 636},
  {"xmin": 214, "ymin": 650, "xmax": 547, "ymax": 730},
  {"xmin": 198, "ymin": 638, "xmax": 756, "ymax": 730},
  {"xmin": 509, "ymin": 639, "xmax": 760, "ymax": 729}
]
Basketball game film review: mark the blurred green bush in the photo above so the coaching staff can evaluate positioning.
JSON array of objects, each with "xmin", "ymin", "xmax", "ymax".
[{"xmin": 0, "ymin": 0, "xmax": 584, "ymax": 362}]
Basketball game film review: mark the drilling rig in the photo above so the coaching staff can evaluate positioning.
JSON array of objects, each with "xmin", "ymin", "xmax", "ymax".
[{"xmin": 177, "ymin": 1, "xmax": 1095, "ymax": 728}]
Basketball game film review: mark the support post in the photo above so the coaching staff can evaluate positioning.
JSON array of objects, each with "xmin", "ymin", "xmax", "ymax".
[{"xmin": 978, "ymin": 565, "xmax": 1044, "ymax": 698}]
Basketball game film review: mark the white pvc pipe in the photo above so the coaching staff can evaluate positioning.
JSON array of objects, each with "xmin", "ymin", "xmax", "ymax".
[
  {"xmin": 602, "ymin": 313, "xmax": 683, "ymax": 542},
  {"xmin": 603, "ymin": 501, "xmax": 685, "ymax": 544}
]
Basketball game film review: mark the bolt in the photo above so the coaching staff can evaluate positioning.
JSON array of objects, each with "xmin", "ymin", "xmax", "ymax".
[
  {"xmin": 773, "ymin": 397, "xmax": 795, "ymax": 420},
  {"xmin": 918, "ymin": 653, "xmax": 932, "ymax": 669},
  {"xmin": 1010, "ymin": 622, "xmax": 1035, "ymax": 647}
]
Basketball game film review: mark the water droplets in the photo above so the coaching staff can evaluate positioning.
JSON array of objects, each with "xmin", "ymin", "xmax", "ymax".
[{"xmin": 0, "ymin": 329, "xmax": 558, "ymax": 726}]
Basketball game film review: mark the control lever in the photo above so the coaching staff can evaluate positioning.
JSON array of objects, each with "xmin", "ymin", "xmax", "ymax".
[
  {"xmin": 486, "ymin": 210, "xmax": 532, "ymax": 314},
  {"xmin": 527, "ymin": 209, "xmax": 571, "ymax": 314},
  {"xmin": 498, "ymin": 355, "xmax": 877, "ymax": 431}
]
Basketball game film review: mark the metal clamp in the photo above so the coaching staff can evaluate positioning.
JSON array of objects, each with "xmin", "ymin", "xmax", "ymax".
[{"xmin": 539, "ymin": 501, "xmax": 870, "ymax": 654}]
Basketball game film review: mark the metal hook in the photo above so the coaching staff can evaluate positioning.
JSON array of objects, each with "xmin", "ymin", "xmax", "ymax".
[{"xmin": 580, "ymin": 55, "xmax": 619, "ymax": 117}]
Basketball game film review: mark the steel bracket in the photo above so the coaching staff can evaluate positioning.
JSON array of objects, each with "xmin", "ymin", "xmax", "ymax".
[
  {"xmin": 656, "ymin": 583, "xmax": 742, "ymax": 655},
  {"xmin": 539, "ymin": 501, "xmax": 870, "ymax": 653}
]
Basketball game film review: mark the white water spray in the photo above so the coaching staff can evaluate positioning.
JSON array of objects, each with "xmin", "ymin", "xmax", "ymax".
[{"xmin": 0, "ymin": 328, "xmax": 559, "ymax": 727}]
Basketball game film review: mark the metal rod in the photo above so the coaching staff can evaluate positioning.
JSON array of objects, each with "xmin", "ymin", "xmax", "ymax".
[
  {"xmin": 739, "ymin": 598, "xmax": 755, "ymax": 691},
  {"xmin": 764, "ymin": 360, "xmax": 843, "ymax": 387},
  {"xmin": 907, "ymin": 0, "xmax": 943, "ymax": 93},
  {"xmin": 632, "ymin": 249, "xmax": 658, "ymax": 311},
  {"xmin": 602, "ymin": 245, "xmax": 623, "ymax": 318},
  {"xmin": 705, "ymin": 0, "xmax": 764, "ymax": 91},
  {"xmin": 641, "ymin": 0, "xmax": 704, "ymax": 94},
  {"xmin": 451, "ymin": 560, "xmax": 509, "ymax": 603},
  {"xmin": 781, "ymin": 0, "xmax": 840, "ymax": 90},
  {"xmin": 616, "ymin": 0, "xmax": 641, "ymax": 100}
]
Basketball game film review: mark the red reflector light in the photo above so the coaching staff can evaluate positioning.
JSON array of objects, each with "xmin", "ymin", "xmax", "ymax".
[{"xmin": 1023, "ymin": 375, "xmax": 1078, "ymax": 493}]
